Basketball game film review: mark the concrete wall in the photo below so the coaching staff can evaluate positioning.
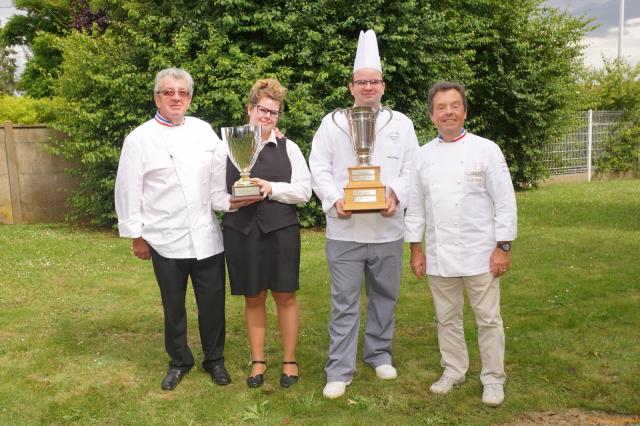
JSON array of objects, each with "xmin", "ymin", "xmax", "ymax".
[
  {"xmin": 538, "ymin": 171, "xmax": 639, "ymax": 186},
  {"xmin": 0, "ymin": 124, "xmax": 79, "ymax": 224}
]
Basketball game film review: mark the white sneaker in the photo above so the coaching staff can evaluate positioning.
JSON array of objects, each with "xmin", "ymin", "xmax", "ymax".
[
  {"xmin": 375, "ymin": 364, "xmax": 397, "ymax": 380},
  {"xmin": 482, "ymin": 383, "xmax": 505, "ymax": 407},
  {"xmin": 429, "ymin": 374, "xmax": 465, "ymax": 394},
  {"xmin": 323, "ymin": 380, "xmax": 352, "ymax": 399}
]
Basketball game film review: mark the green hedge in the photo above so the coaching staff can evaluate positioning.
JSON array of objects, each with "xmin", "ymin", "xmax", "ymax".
[
  {"xmin": 0, "ymin": 95, "xmax": 63, "ymax": 125},
  {"xmin": 49, "ymin": 0, "xmax": 589, "ymax": 226},
  {"xmin": 579, "ymin": 59, "xmax": 640, "ymax": 174}
]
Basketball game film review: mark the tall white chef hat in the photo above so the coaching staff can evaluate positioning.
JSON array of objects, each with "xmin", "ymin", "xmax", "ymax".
[{"xmin": 353, "ymin": 29, "xmax": 382, "ymax": 73}]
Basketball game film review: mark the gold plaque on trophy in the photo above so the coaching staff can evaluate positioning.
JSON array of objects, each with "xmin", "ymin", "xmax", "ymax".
[{"xmin": 344, "ymin": 166, "xmax": 386, "ymax": 211}]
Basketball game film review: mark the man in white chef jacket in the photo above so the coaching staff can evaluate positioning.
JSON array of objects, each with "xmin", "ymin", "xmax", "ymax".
[
  {"xmin": 309, "ymin": 30, "xmax": 419, "ymax": 399},
  {"xmin": 404, "ymin": 81, "xmax": 517, "ymax": 407},
  {"xmin": 114, "ymin": 67, "xmax": 231, "ymax": 391}
]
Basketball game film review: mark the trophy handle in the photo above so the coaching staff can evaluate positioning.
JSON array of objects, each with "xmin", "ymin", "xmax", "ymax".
[
  {"xmin": 376, "ymin": 106, "xmax": 393, "ymax": 135},
  {"xmin": 331, "ymin": 108, "xmax": 352, "ymax": 139}
]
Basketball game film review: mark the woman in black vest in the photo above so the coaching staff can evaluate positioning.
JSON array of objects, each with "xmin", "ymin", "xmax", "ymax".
[{"xmin": 212, "ymin": 79, "xmax": 312, "ymax": 388}]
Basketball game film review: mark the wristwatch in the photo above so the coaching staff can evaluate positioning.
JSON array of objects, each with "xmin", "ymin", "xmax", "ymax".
[{"xmin": 497, "ymin": 241, "xmax": 512, "ymax": 252}]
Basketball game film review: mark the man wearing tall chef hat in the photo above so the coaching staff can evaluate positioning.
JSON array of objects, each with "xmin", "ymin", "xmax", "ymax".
[{"xmin": 309, "ymin": 30, "xmax": 419, "ymax": 399}]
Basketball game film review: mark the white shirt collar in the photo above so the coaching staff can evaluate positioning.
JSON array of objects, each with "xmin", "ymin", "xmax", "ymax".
[{"xmin": 264, "ymin": 129, "xmax": 278, "ymax": 146}]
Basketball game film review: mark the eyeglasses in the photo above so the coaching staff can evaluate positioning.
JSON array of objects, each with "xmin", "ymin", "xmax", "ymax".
[
  {"xmin": 157, "ymin": 89, "xmax": 191, "ymax": 98},
  {"xmin": 353, "ymin": 79, "xmax": 384, "ymax": 87},
  {"xmin": 255, "ymin": 104, "xmax": 280, "ymax": 118}
]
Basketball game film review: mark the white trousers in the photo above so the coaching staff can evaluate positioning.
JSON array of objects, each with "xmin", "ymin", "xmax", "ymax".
[{"xmin": 428, "ymin": 272, "xmax": 505, "ymax": 385}]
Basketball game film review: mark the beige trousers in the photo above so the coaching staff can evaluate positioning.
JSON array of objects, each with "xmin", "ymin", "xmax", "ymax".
[{"xmin": 428, "ymin": 272, "xmax": 505, "ymax": 385}]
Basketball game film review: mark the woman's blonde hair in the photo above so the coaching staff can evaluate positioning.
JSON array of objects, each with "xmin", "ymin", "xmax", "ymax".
[{"xmin": 247, "ymin": 78, "xmax": 287, "ymax": 112}]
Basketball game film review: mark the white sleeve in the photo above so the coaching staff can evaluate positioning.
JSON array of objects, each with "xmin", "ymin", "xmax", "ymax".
[
  {"xmin": 269, "ymin": 140, "xmax": 312, "ymax": 204},
  {"xmin": 403, "ymin": 152, "xmax": 427, "ymax": 242},
  {"xmin": 309, "ymin": 119, "xmax": 343, "ymax": 213},
  {"xmin": 486, "ymin": 143, "xmax": 517, "ymax": 242},
  {"xmin": 210, "ymin": 138, "xmax": 232, "ymax": 212},
  {"xmin": 114, "ymin": 135, "xmax": 144, "ymax": 238},
  {"xmin": 386, "ymin": 119, "xmax": 419, "ymax": 210}
]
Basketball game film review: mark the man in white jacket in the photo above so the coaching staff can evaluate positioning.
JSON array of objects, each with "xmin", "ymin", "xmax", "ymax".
[
  {"xmin": 404, "ymin": 81, "xmax": 517, "ymax": 407},
  {"xmin": 309, "ymin": 30, "xmax": 419, "ymax": 399},
  {"xmin": 114, "ymin": 67, "xmax": 230, "ymax": 390}
]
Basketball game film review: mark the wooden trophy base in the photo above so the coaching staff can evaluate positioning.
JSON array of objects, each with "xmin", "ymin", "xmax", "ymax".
[
  {"xmin": 229, "ymin": 184, "xmax": 262, "ymax": 203},
  {"xmin": 343, "ymin": 165, "xmax": 387, "ymax": 212}
]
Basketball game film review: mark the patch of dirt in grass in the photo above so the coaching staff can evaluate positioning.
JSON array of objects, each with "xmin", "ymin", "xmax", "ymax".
[
  {"xmin": 502, "ymin": 409, "xmax": 640, "ymax": 425},
  {"xmin": 27, "ymin": 374, "xmax": 55, "ymax": 385}
]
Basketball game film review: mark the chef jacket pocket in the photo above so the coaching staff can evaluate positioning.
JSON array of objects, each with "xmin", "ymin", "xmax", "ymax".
[{"xmin": 465, "ymin": 162, "xmax": 485, "ymax": 187}]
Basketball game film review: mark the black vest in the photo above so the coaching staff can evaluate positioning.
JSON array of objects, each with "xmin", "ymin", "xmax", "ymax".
[{"xmin": 223, "ymin": 137, "xmax": 299, "ymax": 235}]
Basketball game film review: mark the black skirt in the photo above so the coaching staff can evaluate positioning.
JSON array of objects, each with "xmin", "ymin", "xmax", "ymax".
[{"xmin": 223, "ymin": 222, "xmax": 301, "ymax": 296}]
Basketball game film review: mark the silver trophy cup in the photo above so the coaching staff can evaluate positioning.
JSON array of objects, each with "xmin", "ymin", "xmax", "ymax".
[
  {"xmin": 222, "ymin": 124, "xmax": 262, "ymax": 198},
  {"xmin": 331, "ymin": 106, "xmax": 393, "ymax": 211},
  {"xmin": 331, "ymin": 106, "xmax": 393, "ymax": 165}
]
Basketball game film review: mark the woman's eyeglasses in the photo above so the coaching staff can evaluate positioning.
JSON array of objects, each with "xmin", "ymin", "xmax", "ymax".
[{"xmin": 255, "ymin": 104, "xmax": 280, "ymax": 118}]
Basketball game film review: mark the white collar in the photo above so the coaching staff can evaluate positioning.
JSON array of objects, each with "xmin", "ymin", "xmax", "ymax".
[{"xmin": 263, "ymin": 129, "xmax": 278, "ymax": 146}]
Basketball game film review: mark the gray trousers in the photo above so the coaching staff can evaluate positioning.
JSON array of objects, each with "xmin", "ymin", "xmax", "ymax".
[{"xmin": 325, "ymin": 238, "xmax": 403, "ymax": 382}]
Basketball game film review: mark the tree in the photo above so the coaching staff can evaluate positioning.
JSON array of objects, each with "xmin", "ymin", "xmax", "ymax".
[
  {"xmin": 0, "ymin": 0, "xmax": 106, "ymax": 97},
  {"xmin": 0, "ymin": 0, "xmax": 70, "ymax": 96},
  {"xmin": 578, "ymin": 58, "xmax": 640, "ymax": 173},
  {"xmin": 578, "ymin": 58, "xmax": 640, "ymax": 112},
  {"xmin": 427, "ymin": 0, "xmax": 592, "ymax": 186},
  {"xmin": 50, "ymin": 0, "xmax": 590, "ymax": 225},
  {"xmin": 0, "ymin": 43, "xmax": 17, "ymax": 94}
]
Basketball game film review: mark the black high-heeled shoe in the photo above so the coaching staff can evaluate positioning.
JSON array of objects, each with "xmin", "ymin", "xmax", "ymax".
[
  {"xmin": 280, "ymin": 361, "xmax": 299, "ymax": 388},
  {"xmin": 246, "ymin": 360, "xmax": 266, "ymax": 388}
]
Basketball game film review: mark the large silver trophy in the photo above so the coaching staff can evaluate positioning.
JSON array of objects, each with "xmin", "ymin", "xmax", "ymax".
[
  {"xmin": 331, "ymin": 106, "xmax": 393, "ymax": 211},
  {"xmin": 222, "ymin": 124, "xmax": 263, "ymax": 201}
]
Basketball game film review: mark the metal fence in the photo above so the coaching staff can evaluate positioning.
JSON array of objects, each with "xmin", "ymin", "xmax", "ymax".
[{"xmin": 542, "ymin": 110, "xmax": 624, "ymax": 178}]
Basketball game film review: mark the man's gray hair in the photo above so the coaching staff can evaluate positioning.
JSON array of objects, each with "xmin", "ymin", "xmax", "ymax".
[
  {"xmin": 154, "ymin": 67, "xmax": 194, "ymax": 95},
  {"xmin": 427, "ymin": 81, "xmax": 468, "ymax": 114}
]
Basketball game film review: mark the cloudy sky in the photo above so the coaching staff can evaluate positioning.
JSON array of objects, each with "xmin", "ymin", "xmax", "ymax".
[
  {"xmin": 0, "ymin": 0, "xmax": 16, "ymax": 25},
  {"xmin": 1, "ymin": 0, "xmax": 639, "ymax": 70},
  {"xmin": 545, "ymin": 0, "xmax": 640, "ymax": 68}
]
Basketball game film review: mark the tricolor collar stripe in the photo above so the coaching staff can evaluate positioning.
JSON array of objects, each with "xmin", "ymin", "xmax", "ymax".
[
  {"xmin": 154, "ymin": 111, "xmax": 185, "ymax": 127},
  {"xmin": 438, "ymin": 128, "xmax": 466, "ymax": 143}
]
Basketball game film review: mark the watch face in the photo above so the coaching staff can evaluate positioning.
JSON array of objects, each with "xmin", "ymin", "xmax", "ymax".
[{"xmin": 500, "ymin": 242, "xmax": 511, "ymax": 252}]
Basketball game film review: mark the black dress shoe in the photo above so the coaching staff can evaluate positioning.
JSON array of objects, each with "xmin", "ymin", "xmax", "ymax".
[
  {"xmin": 280, "ymin": 361, "xmax": 299, "ymax": 389},
  {"xmin": 246, "ymin": 360, "xmax": 266, "ymax": 388},
  {"xmin": 161, "ymin": 368, "xmax": 189, "ymax": 390},
  {"xmin": 207, "ymin": 364, "xmax": 231, "ymax": 386}
]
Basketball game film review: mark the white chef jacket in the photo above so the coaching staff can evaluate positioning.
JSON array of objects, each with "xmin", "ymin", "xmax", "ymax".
[
  {"xmin": 309, "ymin": 108, "xmax": 419, "ymax": 243},
  {"xmin": 210, "ymin": 130, "xmax": 311, "ymax": 211},
  {"xmin": 114, "ymin": 116, "xmax": 224, "ymax": 260},
  {"xmin": 404, "ymin": 132, "xmax": 517, "ymax": 277}
]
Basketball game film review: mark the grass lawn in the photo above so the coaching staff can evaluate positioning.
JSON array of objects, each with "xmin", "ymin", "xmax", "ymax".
[{"xmin": 0, "ymin": 180, "xmax": 639, "ymax": 425}]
